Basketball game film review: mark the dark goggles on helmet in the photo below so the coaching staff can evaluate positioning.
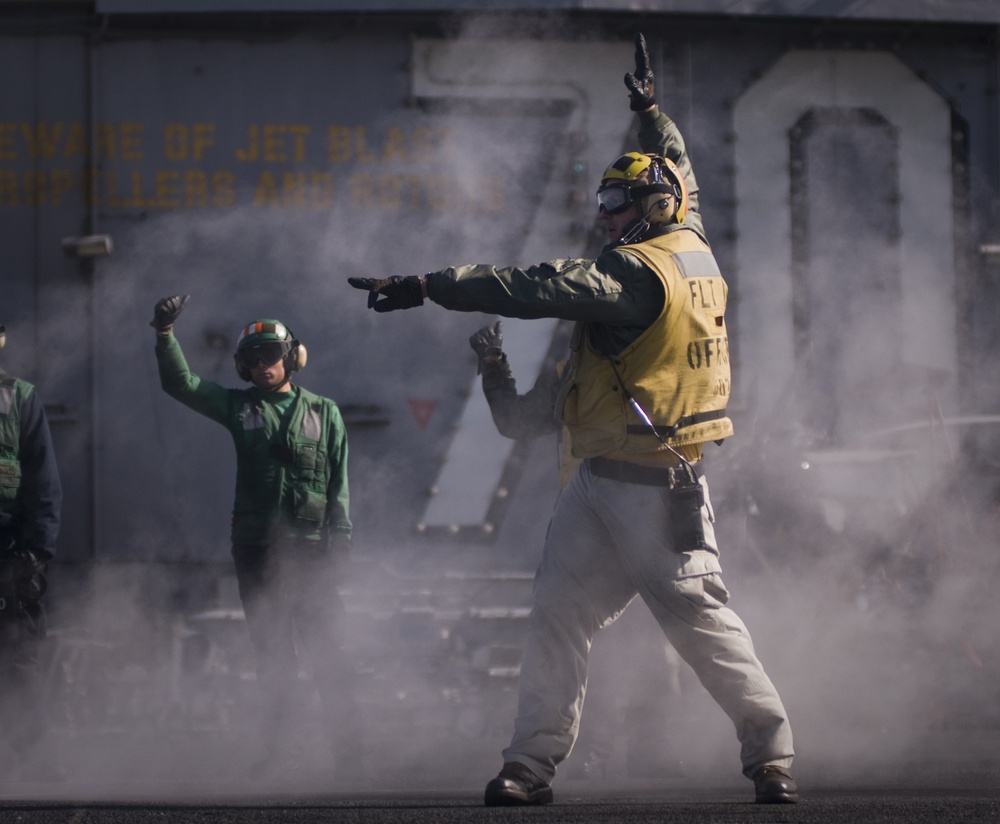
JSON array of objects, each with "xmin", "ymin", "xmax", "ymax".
[
  {"xmin": 235, "ymin": 341, "xmax": 289, "ymax": 370},
  {"xmin": 597, "ymin": 181, "xmax": 679, "ymax": 216},
  {"xmin": 596, "ymin": 183, "xmax": 636, "ymax": 215}
]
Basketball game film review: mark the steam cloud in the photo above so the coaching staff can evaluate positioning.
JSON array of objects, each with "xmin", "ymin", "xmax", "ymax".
[{"xmin": 5, "ymin": 23, "xmax": 996, "ymax": 801}]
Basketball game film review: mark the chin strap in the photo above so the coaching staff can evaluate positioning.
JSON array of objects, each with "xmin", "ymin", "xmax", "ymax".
[{"xmin": 618, "ymin": 215, "xmax": 651, "ymax": 246}]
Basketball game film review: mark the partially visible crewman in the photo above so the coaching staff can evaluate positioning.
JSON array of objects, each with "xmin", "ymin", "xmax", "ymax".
[
  {"xmin": 469, "ymin": 320, "xmax": 578, "ymax": 484},
  {"xmin": 0, "ymin": 322, "xmax": 62, "ymax": 777}
]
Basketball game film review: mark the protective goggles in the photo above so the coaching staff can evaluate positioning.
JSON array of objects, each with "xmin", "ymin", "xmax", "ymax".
[
  {"xmin": 235, "ymin": 341, "xmax": 289, "ymax": 369},
  {"xmin": 596, "ymin": 183, "xmax": 636, "ymax": 215}
]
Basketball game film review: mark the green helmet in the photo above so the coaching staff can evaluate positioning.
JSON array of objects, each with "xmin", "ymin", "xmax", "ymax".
[{"xmin": 234, "ymin": 319, "xmax": 307, "ymax": 381}]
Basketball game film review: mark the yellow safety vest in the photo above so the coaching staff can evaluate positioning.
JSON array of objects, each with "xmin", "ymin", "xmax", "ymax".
[{"xmin": 558, "ymin": 229, "xmax": 734, "ymax": 462}]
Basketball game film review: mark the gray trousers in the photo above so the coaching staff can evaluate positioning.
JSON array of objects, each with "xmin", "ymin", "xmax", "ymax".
[{"xmin": 502, "ymin": 462, "xmax": 794, "ymax": 782}]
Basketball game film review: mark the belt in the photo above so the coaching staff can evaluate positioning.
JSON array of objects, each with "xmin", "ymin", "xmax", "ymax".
[
  {"xmin": 586, "ymin": 456, "xmax": 702, "ymax": 487},
  {"xmin": 625, "ymin": 409, "xmax": 728, "ymax": 439}
]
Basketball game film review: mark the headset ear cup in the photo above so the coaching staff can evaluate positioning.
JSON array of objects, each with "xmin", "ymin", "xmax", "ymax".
[{"xmin": 293, "ymin": 342, "xmax": 307, "ymax": 372}]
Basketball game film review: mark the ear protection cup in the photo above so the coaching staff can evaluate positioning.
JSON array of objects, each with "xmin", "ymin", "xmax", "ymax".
[
  {"xmin": 0, "ymin": 325, "xmax": 6, "ymax": 351},
  {"xmin": 290, "ymin": 341, "xmax": 307, "ymax": 372}
]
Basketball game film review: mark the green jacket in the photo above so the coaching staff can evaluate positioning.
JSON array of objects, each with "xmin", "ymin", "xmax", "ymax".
[
  {"xmin": 0, "ymin": 371, "xmax": 62, "ymax": 556},
  {"xmin": 155, "ymin": 334, "xmax": 350, "ymax": 546},
  {"xmin": 428, "ymin": 222, "xmax": 692, "ymax": 357}
]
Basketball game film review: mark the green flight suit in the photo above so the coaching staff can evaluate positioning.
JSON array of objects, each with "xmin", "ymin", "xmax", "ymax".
[{"xmin": 155, "ymin": 332, "xmax": 360, "ymax": 769}]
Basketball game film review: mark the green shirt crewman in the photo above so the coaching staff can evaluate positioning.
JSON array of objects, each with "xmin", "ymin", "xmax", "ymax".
[{"xmin": 152, "ymin": 297, "xmax": 362, "ymax": 782}]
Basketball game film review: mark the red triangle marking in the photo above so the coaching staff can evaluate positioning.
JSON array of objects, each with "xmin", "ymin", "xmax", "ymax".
[{"xmin": 408, "ymin": 398, "xmax": 437, "ymax": 431}]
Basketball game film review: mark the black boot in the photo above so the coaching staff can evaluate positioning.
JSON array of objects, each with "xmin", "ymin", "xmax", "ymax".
[
  {"xmin": 752, "ymin": 764, "xmax": 799, "ymax": 804},
  {"xmin": 484, "ymin": 761, "xmax": 554, "ymax": 806}
]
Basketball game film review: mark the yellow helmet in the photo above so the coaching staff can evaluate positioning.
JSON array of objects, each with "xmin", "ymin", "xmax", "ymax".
[{"xmin": 597, "ymin": 152, "xmax": 688, "ymax": 227}]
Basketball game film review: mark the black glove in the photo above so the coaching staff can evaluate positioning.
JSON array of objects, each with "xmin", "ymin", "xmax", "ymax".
[
  {"xmin": 348, "ymin": 276, "xmax": 424, "ymax": 313},
  {"xmin": 150, "ymin": 294, "xmax": 191, "ymax": 332},
  {"xmin": 469, "ymin": 321, "xmax": 504, "ymax": 374},
  {"xmin": 624, "ymin": 33, "xmax": 656, "ymax": 112}
]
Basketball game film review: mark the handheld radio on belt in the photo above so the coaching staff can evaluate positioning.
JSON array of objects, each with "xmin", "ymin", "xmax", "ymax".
[{"xmin": 609, "ymin": 362, "xmax": 709, "ymax": 551}]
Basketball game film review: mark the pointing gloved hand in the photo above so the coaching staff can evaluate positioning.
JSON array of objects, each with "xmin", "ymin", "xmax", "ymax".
[
  {"xmin": 150, "ymin": 294, "xmax": 191, "ymax": 333},
  {"xmin": 347, "ymin": 276, "xmax": 424, "ymax": 313},
  {"xmin": 624, "ymin": 33, "xmax": 656, "ymax": 112},
  {"xmin": 469, "ymin": 321, "xmax": 504, "ymax": 373}
]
